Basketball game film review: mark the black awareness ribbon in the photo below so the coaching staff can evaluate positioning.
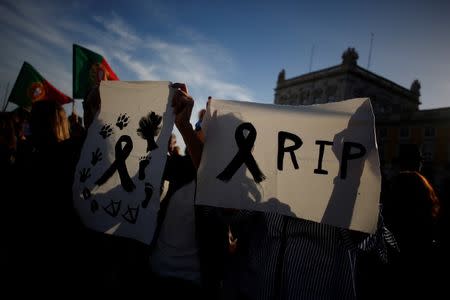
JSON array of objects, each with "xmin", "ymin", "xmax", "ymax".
[
  {"xmin": 95, "ymin": 135, "xmax": 136, "ymax": 192},
  {"xmin": 217, "ymin": 122, "xmax": 266, "ymax": 183}
]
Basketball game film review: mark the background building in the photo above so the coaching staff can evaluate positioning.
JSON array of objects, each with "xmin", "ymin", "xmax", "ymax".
[{"xmin": 274, "ymin": 48, "xmax": 450, "ymax": 193}]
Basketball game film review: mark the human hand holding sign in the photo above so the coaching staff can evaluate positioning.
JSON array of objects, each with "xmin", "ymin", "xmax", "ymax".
[{"xmin": 171, "ymin": 83, "xmax": 204, "ymax": 168}]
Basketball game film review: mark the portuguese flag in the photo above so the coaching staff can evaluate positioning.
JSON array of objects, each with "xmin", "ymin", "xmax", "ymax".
[
  {"xmin": 73, "ymin": 44, "xmax": 119, "ymax": 99},
  {"xmin": 8, "ymin": 62, "xmax": 72, "ymax": 108}
]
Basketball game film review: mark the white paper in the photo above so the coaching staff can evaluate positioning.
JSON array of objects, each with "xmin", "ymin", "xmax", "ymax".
[
  {"xmin": 196, "ymin": 98, "xmax": 381, "ymax": 233},
  {"xmin": 73, "ymin": 81, "xmax": 174, "ymax": 244}
]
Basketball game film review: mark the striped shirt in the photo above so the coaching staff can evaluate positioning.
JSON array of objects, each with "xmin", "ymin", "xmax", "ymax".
[{"xmin": 225, "ymin": 212, "xmax": 361, "ymax": 300}]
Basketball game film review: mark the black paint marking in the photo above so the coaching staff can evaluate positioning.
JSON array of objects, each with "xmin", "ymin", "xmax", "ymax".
[
  {"xmin": 122, "ymin": 205, "xmax": 139, "ymax": 224},
  {"xmin": 137, "ymin": 111, "xmax": 162, "ymax": 152},
  {"xmin": 138, "ymin": 155, "xmax": 151, "ymax": 180},
  {"xmin": 314, "ymin": 140, "xmax": 334, "ymax": 175},
  {"xmin": 95, "ymin": 135, "xmax": 136, "ymax": 192},
  {"xmin": 142, "ymin": 182, "xmax": 153, "ymax": 208},
  {"xmin": 103, "ymin": 199, "xmax": 122, "ymax": 217},
  {"xmin": 79, "ymin": 168, "xmax": 91, "ymax": 183},
  {"xmin": 82, "ymin": 187, "xmax": 91, "ymax": 200},
  {"xmin": 91, "ymin": 148, "xmax": 102, "ymax": 166},
  {"xmin": 217, "ymin": 122, "xmax": 265, "ymax": 183},
  {"xmin": 99, "ymin": 124, "xmax": 113, "ymax": 139},
  {"xmin": 116, "ymin": 113, "xmax": 130, "ymax": 130},
  {"xmin": 277, "ymin": 131, "xmax": 303, "ymax": 171}
]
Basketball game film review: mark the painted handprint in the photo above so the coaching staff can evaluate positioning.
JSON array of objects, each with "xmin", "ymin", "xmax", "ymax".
[
  {"xmin": 91, "ymin": 148, "xmax": 103, "ymax": 166},
  {"xmin": 116, "ymin": 113, "xmax": 130, "ymax": 130},
  {"xmin": 137, "ymin": 111, "xmax": 162, "ymax": 152},
  {"xmin": 79, "ymin": 168, "xmax": 91, "ymax": 183},
  {"xmin": 99, "ymin": 124, "xmax": 113, "ymax": 139}
]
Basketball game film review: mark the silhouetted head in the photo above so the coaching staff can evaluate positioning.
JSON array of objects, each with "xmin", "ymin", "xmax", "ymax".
[
  {"xmin": 0, "ymin": 112, "xmax": 17, "ymax": 151},
  {"xmin": 31, "ymin": 100, "xmax": 70, "ymax": 147},
  {"xmin": 398, "ymin": 144, "xmax": 423, "ymax": 171}
]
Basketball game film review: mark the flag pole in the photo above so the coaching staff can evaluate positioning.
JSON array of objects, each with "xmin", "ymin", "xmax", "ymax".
[{"xmin": 2, "ymin": 82, "xmax": 10, "ymax": 112}]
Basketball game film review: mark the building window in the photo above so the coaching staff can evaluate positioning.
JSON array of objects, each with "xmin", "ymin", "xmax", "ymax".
[
  {"xmin": 424, "ymin": 127, "xmax": 435, "ymax": 138},
  {"xmin": 400, "ymin": 127, "xmax": 410, "ymax": 138},
  {"xmin": 422, "ymin": 142, "xmax": 434, "ymax": 161}
]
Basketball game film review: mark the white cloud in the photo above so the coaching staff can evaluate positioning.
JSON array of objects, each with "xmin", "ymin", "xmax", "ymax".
[
  {"xmin": 112, "ymin": 52, "xmax": 158, "ymax": 80},
  {"xmin": 0, "ymin": 0, "xmax": 254, "ymax": 113}
]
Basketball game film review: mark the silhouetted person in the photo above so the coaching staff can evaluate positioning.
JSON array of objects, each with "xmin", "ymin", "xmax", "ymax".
[{"xmin": 384, "ymin": 144, "xmax": 441, "ymax": 297}]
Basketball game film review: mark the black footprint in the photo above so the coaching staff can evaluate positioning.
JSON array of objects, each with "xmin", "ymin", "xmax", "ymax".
[
  {"xmin": 91, "ymin": 199, "xmax": 99, "ymax": 213},
  {"xmin": 116, "ymin": 113, "xmax": 130, "ymax": 130},
  {"xmin": 99, "ymin": 124, "xmax": 113, "ymax": 139},
  {"xmin": 138, "ymin": 155, "xmax": 151, "ymax": 180},
  {"xmin": 79, "ymin": 168, "xmax": 91, "ymax": 183},
  {"xmin": 122, "ymin": 205, "xmax": 139, "ymax": 224},
  {"xmin": 82, "ymin": 187, "xmax": 91, "ymax": 200},
  {"xmin": 142, "ymin": 183, "xmax": 153, "ymax": 208},
  {"xmin": 103, "ymin": 199, "xmax": 122, "ymax": 217}
]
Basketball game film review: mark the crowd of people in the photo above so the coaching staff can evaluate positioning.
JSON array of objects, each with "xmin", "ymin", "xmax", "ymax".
[{"xmin": 0, "ymin": 84, "xmax": 447, "ymax": 299}]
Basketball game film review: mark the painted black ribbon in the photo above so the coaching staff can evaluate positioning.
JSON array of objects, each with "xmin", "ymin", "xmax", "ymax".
[
  {"xmin": 95, "ymin": 135, "xmax": 136, "ymax": 192},
  {"xmin": 217, "ymin": 122, "xmax": 266, "ymax": 183}
]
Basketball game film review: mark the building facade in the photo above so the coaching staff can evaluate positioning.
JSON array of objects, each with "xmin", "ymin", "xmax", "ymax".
[{"xmin": 274, "ymin": 48, "xmax": 450, "ymax": 192}]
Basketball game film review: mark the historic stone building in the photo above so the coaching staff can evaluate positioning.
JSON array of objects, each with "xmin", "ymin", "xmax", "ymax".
[{"xmin": 274, "ymin": 48, "xmax": 450, "ymax": 191}]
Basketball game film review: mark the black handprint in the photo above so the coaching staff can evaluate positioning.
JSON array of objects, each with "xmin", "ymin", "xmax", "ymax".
[
  {"xmin": 99, "ymin": 124, "xmax": 113, "ymax": 139},
  {"xmin": 91, "ymin": 148, "xmax": 103, "ymax": 166},
  {"xmin": 116, "ymin": 113, "xmax": 130, "ymax": 130},
  {"xmin": 137, "ymin": 111, "xmax": 162, "ymax": 152},
  {"xmin": 142, "ymin": 182, "xmax": 153, "ymax": 208},
  {"xmin": 79, "ymin": 168, "xmax": 91, "ymax": 183},
  {"xmin": 138, "ymin": 155, "xmax": 151, "ymax": 180}
]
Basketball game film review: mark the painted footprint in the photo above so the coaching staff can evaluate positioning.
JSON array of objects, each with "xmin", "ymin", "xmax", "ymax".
[
  {"xmin": 138, "ymin": 155, "xmax": 151, "ymax": 180},
  {"xmin": 142, "ymin": 182, "xmax": 153, "ymax": 208},
  {"xmin": 116, "ymin": 113, "xmax": 130, "ymax": 130},
  {"xmin": 99, "ymin": 124, "xmax": 113, "ymax": 139}
]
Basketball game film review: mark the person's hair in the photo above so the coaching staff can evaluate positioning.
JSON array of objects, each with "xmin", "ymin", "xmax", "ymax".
[
  {"xmin": 31, "ymin": 100, "xmax": 70, "ymax": 146},
  {"xmin": 400, "ymin": 171, "xmax": 441, "ymax": 219},
  {"xmin": 173, "ymin": 146, "xmax": 181, "ymax": 156},
  {"xmin": 56, "ymin": 104, "xmax": 70, "ymax": 142},
  {"xmin": 0, "ymin": 112, "xmax": 17, "ymax": 150},
  {"xmin": 416, "ymin": 172, "xmax": 441, "ymax": 218},
  {"xmin": 398, "ymin": 144, "xmax": 422, "ymax": 171}
]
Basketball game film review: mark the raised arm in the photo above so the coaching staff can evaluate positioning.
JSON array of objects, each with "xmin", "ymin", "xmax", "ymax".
[{"xmin": 171, "ymin": 85, "xmax": 204, "ymax": 169}]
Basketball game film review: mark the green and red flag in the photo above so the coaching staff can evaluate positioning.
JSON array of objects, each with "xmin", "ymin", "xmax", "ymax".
[
  {"xmin": 73, "ymin": 44, "xmax": 119, "ymax": 99},
  {"xmin": 8, "ymin": 62, "xmax": 72, "ymax": 109}
]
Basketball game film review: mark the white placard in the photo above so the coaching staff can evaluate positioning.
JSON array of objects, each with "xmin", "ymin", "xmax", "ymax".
[
  {"xmin": 196, "ymin": 98, "xmax": 381, "ymax": 233},
  {"xmin": 73, "ymin": 81, "xmax": 174, "ymax": 244}
]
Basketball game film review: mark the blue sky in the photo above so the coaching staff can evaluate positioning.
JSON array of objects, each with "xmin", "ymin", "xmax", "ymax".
[{"xmin": 1, "ymin": 0, "xmax": 449, "ymax": 117}]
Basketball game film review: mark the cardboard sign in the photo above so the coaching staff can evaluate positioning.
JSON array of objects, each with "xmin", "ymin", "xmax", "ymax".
[
  {"xmin": 73, "ymin": 81, "xmax": 174, "ymax": 244},
  {"xmin": 196, "ymin": 98, "xmax": 381, "ymax": 233}
]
